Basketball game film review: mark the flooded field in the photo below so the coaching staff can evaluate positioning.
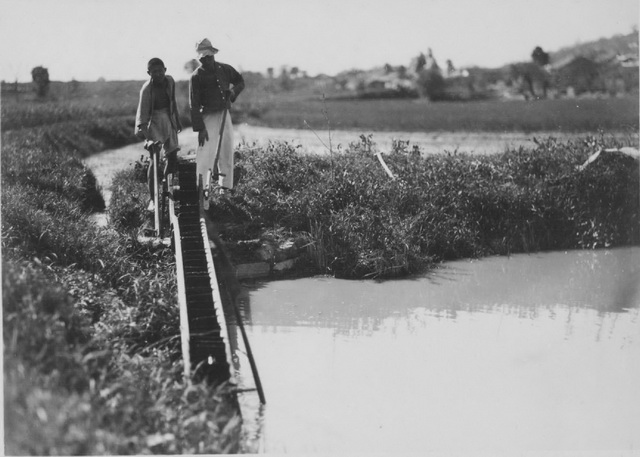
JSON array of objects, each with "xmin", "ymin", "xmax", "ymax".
[{"xmin": 222, "ymin": 124, "xmax": 596, "ymax": 156}]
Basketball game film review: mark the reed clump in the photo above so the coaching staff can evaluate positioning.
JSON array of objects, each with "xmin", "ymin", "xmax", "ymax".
[{"xmin": 213, "ymin": 135, "xmax": 639, "ymax": 279}]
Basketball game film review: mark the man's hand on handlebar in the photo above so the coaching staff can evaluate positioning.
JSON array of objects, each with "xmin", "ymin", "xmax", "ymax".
[{"xmin": 144, "ymin": 140, "xmax": 162, "ymax": 153}]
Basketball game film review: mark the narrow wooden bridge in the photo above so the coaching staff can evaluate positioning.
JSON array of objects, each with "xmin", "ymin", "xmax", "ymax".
[
  {"xmin": 161, "ymin": 159, "xmax": 264, "ymax": 403},
  {"xmin": 169, "ymin": 160, "xmax": 235, "ymax": 382}
]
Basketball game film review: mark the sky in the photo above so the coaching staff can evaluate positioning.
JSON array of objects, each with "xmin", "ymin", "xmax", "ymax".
[{"xmin": 0, "ymin": 0, "xmax": 638, "ymax": 82}]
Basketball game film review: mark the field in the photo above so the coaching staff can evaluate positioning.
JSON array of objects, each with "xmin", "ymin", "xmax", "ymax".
[
  {"xmin": 2, "ymin": 78, "xmax": 639, "ymax": 453},
  {"xmin": 4, "ymin": 77, "xmax": 639, "ymax": 135},
  {"xmin": 241, "ymin": 95, "xmax": 640, "ymax": 133}
]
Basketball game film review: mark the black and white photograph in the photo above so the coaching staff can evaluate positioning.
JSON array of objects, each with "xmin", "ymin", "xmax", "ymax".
[{"xmin": 1, "ymin": 0, "xmax": 639, "ymax": 454}]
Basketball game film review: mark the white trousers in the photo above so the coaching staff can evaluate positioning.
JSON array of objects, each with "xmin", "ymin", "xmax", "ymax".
[{"xmin": 196, "ymin": 111, "xmax": 234, "ymax": 189}]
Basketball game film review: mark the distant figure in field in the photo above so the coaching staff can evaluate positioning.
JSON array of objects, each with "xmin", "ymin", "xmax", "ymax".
[
  {"xmin": 135, "ymin": 57, "xmax": 182, "ymax": 211},
  {"xmin": 189, "ymin": 38, "xmax": 245, "ymax": 195}
]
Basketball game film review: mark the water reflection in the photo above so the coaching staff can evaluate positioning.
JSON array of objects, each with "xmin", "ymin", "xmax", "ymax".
[
  {"xmin": 239, "ymin": 248, "xmax": 638, "ymax": 332},
  {"xmin": 232, "ymin": 247, "xmax": 640, "ymax": 453}
]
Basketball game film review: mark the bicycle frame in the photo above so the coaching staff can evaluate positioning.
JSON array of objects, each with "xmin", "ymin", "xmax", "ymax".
[{"xmin": 152, "ymin": 146, "xmax": 161, "ymax": 235}]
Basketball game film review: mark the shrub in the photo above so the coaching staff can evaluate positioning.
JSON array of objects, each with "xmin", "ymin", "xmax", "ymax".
[
  {"xmin": 4, "ymin": 337, "xmax": 240, "ymax": 455},
  {"xmin": 1, "ymin": 133, "xmax": 105, "ymax": 212},
  {"xmin": 3, "ymin": 259, "xmax": 90, "ymax": 385},
  {"xmin": 109, "ymin": 167, "xmax": 149, "ymax": 232},
  {"xmin": 214, "ymin": 136, "xmax": 639, "ymax": 279}
]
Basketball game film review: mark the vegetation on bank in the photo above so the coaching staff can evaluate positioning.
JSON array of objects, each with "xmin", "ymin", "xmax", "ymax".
[
  {"xmin": 2, "ymin": 118, "xmax": 243, "ymax": 454},
  {"xmin": 108, "ymin": 131, "xmax": 639, "ymax": 281},
  {"xmin": 195, "ymin": 135, "xmax": 639, "ymax": 279}
]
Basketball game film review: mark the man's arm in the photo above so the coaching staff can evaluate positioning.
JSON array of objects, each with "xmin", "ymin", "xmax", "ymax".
[
  {"xmin": 168, "ymin": 76, "xmax": 182, "ymax": 132},
  {"xmin": 229, "ymin": 67, "xmax": 245, "ymax": 102},
  {"xmin": 135, "ymin": 83, "xmax": 151, "ymax": 139},
  {"xmin": 189, "ymin": 73, "xmax": 209, "ymax": 146},
  {"xmin": 189, "ymin": 73, "xmax": 206, "ymax": 132},
  {"xmin": 228, "ymin": 80, "xmax": 244, "ymax": 102}
]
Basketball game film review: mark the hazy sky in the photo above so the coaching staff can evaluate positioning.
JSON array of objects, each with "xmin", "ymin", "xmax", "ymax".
[{"xmin": 0, "ymin": 0, "xmax": 638, "ymax": 82}]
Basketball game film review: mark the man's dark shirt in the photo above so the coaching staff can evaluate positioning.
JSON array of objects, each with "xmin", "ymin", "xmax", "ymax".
[{"xmin": 189, "ymin": 62, "xmax": 244, "ymax": 132}]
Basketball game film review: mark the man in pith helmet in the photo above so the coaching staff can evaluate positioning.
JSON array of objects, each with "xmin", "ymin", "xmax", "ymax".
[{"xmin": 189, "ymin": 38, "xmax": 245, "ymax": 195}]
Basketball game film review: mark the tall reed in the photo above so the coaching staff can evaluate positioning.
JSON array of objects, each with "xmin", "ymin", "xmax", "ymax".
[{"xmin": 213, "ymin": 134, "xmax": 639, "ymax": 279}]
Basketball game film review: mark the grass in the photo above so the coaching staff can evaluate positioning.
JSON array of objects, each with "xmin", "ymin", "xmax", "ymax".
[
  {"xmin": 2, "ymin": 102, "xmax": 243, "ymax": 453},
  {"xmin": 2, "ymin": 79, "xmax": 192, "ymax": 137},
  {"xmin": 208, "ymin": 135, "xmax": 639, "ymax": 279},
  {"xmin": 248, "ymin": 96, "xmax": 640, "ymax": 133}
]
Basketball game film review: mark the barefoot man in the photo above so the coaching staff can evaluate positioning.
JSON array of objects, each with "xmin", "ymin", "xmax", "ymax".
[{"xmin": 189, "ymin": 38, "xmax": 245, "ymax": 195}]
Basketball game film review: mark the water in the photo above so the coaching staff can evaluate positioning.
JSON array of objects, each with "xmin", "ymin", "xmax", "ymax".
[{"xmin": 233, "ymin": 247, "xmax": 639, "ymax": 453}]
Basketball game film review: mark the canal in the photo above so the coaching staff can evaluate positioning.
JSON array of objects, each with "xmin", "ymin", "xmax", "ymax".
[{"xmin": 233, "ymin": 247, "xmax": 639, "ymax": 453}]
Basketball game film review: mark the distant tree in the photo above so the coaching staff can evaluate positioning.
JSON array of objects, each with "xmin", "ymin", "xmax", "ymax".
[
  {"xmin": 335, "ymin": 77, "xmax": 349, "ymax": 90},
  {"xmin": 184, "ymin": 59, "xmax": 199, "ymax": 74},
  {"xmin": 31, "ymin": 66, "xmax": 50, "ymax": 98},
  {"xmin": 425, "ymin": 48, "xmax": 440, "ymax": 71},
  {"xmin": 290, "ymin": 66, "xmax": 299, "ymax": 78},
  {"xmin": 397, "ymin": 65, "xmax": 407, "ymax": 78},
  {"xmin": 279, "ymin": 67, "xmax": 293, "ymax": 90},
  {"xmin": 384, "ymin": 63, "xmax": 393, "ymax": 74},
  {"xmin": 510, "ymin": 62, "xmax": 550, "ymax": 99},
  {"xmin": 70, "ymin": 78, "xmax": 81, "ymax": 94},
  {"xmin": 415, "ymin": 53, "xmax": 427, "ymax": 72},
  {"xmin": 446, "ymin": 59, "xmax": 456, "ymax": 76},
  {"xmin": 554, "ymin": 56, "xmax": 601, "ymax": 94},
  {"xmin": 507, "ymin": 46, "xmax": 553, "ymax": 99},
  {"xmin": 417, "ymin": 68, "xmax": 446, "ymax": 101},
  {"xmin": 531, "ymin": 46, "xmax": 550, "ymax": 66},
  {"xmin": 267, "ymin": 67, "xmax": 274, "ymax": 78}
]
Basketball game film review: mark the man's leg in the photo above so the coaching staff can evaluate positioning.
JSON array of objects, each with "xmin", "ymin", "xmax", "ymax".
[
  {"xmin": 216, "ymin": 115, "xmax": 235, "ymax": 190},
  {"xmin": 196, "ymin": 113, "xmax": 221, "ymax": 189},
  {"xmin": 163, "ymin": 149, "xmax": 178, "ymax": 178},
  {"xmin": 163, "ymin": 126, "xmax": 180, "ymax": 178}
]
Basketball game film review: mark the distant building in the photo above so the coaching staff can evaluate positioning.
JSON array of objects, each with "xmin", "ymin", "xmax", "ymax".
[{"xmin": 616, "ymin": 53, "xmax": 639, "ymax": 67}]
